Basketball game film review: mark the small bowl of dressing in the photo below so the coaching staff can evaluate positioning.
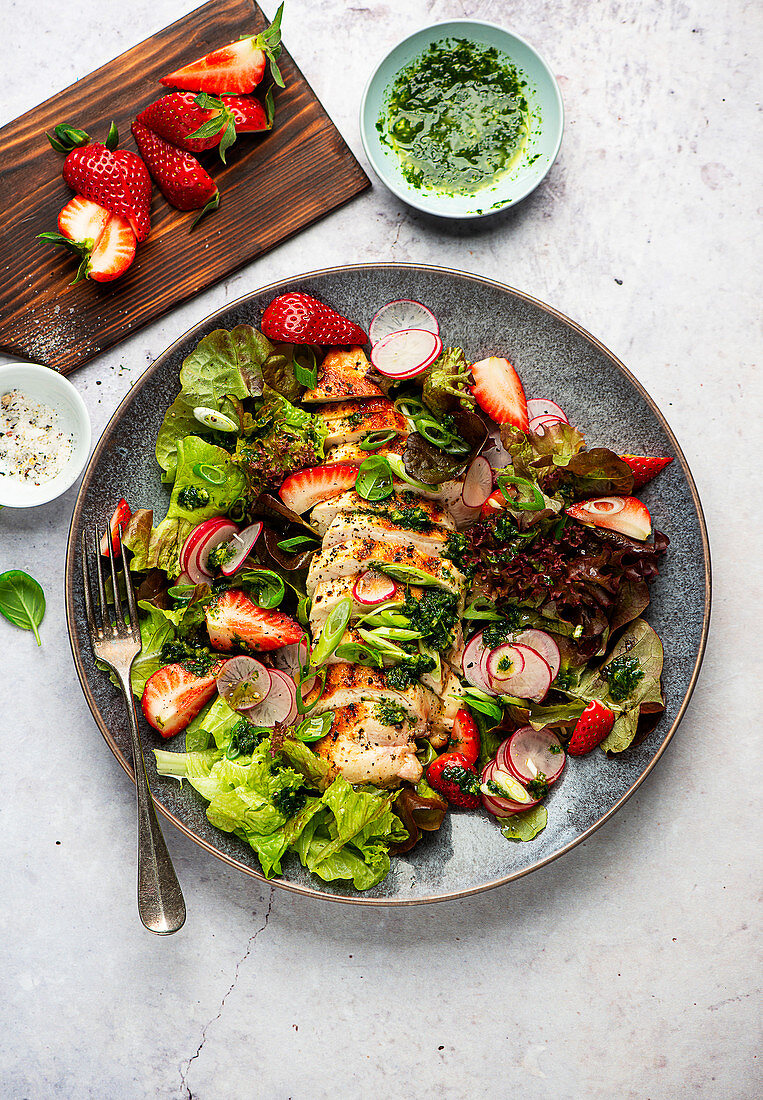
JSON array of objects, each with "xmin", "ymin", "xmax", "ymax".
[
  {"xmin": 360, "ymin": 20, "xmax": 564, "ymax": 217},
  {"xmin": 0, "ymin": 361, "xmax": 91, "ymax": 508}
]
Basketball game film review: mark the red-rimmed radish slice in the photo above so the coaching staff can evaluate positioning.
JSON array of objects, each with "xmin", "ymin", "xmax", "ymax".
[
  {"xmin": 180, "ymin": 517, "xmax": 238, "ymax": 582},
  {"xmin": 485, "ymin": 644, "xmax": 525, "ymax": 685},
  {"xmin": 370, "ymin": 328, "xmax": 443, "ymax": 379},
  {"xmin": 369, "ymin": 299, "xmax": 439, "ymax": 345},
  {"xmin": 353, "ymin": 569, "xmax": 398, "ymax": 605},
  {"xmin": 176, "ymin": 571, "xmax": 194, "ymax": 586},
  {"xmin": 245, "ymin": 667, "xmax": 297, "ymax": 726},
  {"xmin": 270, "ymin": 637, "xmax": 310, "ymax": 680},
  {"xmin": 216, "ymin": 656, "xmax": 271, "ymax": 712},
  {"xmin": 527, "ymin": 398, "xmax": 569, "ymax": 423},
  {"xmin": 480, "ymin": 430, "xmax": 513, "ymax": 470},
  {"xmin": 486, "ymin": 644, "xmax": 551, "ymax": 700},
  {"xmin": 480, "ymin": 760, "xmax": 540, "ymax": 816},
  {"xmin": 513, "ymin": 629, "xmax": 561, "ymax": 679},
  {"xmin": 499, "ymin": 727, "xmax": 565, "ymax": 785},
  {"xmin": 461, "ymin": 455, "xmax": 493, "ymax": 508},
  {"xmin": 280, "ymin": 464, "xmax": 359, "ymax": 513},
  {"xmin": 566, "ymin": 496, "xmax": 652, "ymax": 541},
  {"xmin": 529, "ymin": 413, "xmax": 567, "ymax": 436},
  {"xmin": 219, "ymin": 521, "xmax": 263, "ymax": 576},
  {"xmin": 186, "ymin": 520, "xmax": 239, "ymax": 584},
  {"xmin": 462, "ymin": 631, "xmax": 496, "ymax": 694}
]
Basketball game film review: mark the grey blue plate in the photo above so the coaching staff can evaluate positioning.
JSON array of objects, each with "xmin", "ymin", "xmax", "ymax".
[{"xmin": 65, "ymin": 264, "xmax": 710, "ymax": 906}]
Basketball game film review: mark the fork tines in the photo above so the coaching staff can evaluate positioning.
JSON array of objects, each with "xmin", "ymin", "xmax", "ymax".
[{"xmin": 81, "ymin": 525, "xmax": 140, "ymax": 640}]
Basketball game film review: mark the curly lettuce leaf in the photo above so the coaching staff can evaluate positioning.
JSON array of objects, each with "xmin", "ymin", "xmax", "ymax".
[
  {"xmin": 563, "ymin": 448, "xmax": 635, "ymax": 498},
  {"xmin": 422, "ymin": 347, "xmax": 475, "ymax": 415},
  {"xmin": 155, "ymin": 326, "xmax": 271, "ymax": 482}
]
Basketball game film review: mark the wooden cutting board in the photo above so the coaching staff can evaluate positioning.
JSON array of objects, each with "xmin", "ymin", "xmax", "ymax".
[{"xmin": 0, "ymin": 0, "xmax": 370, "ymax": 373}]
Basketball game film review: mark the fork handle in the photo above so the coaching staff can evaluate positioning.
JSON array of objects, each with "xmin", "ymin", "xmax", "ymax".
[{"xmin": 120, "ymin": 676, "xmax": 186, "ymax": 934}]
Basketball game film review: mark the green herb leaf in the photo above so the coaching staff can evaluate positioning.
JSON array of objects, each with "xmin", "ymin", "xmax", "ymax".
[
  {"xmin": 0, "ymin": 570, "xmax": 46, "ymax": 646},
  {"xmin": 238, "ymin": 569, "xmax": 286, "ymax": 609},
  {"xmin": 292, "ymin": 349, "xmax": 318, "ymax": 389},
  {"xmin": 276, "ymin": 535, "xmax": 319, "ymax": 552},
  {"xmin": 500, "ymin": 804, "xmax": 548, "ymax": 842},
  {"xmin": 105, "ymin": 121, "xmax": 119, "ymax": 150},
  {"xmin": 356, "ymin": 455, "xmax": 394, "ymax": 501}
]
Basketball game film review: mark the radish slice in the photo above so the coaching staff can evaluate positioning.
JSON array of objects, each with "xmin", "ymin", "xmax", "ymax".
[
  {"xmin": 480, "ymin": 760, "xmax": 540, "ymax": 816},
  {"xmin": 489, "ymin": 644, "xmax": 552, "ymax": 701},
  {"xmin": 220, "ymin": 522, "xmax": 263, "ymax": 577},
  {"xmin": 462, "ymin": 631, "xmax": 496, "ymax": 694},
  {"xmin": 513, "ymin": 629, "xmax": 561, "ymax": 679},
  {"xmin": 480, "ymin": 429, "xmax": 513, "ymax": 470},
  {"xmin": 370, "ymin": 328, "xmax": 443, "ymax": 379},
  {"xmin": 216, "ymin": 656, "xmax": 271, "ymax": 712},
  {"xmin": 270, "ymin": 637, "xmax": 310, "ymax": 680},
  {"xmin": 461, "ymin": 455, "xmax": 493, "ymax": 508},
  {"xmin": 503, "ymin": 726, "xmax": 566, "ymax": 786},
  {"xmin": 529, "ymin": 413, "xmax": 567, "ymax": 436},
  {"xmin": 245, "ymin": 668, "xmax": 297, "ymax": 726},
  {"xmin": 186, "ymin": 520, "xmax": 239, "ymax": 584},
  {"xmin": 486, "ymin": 644, "xmax": 525, "ymax": 685},
  {"xmin": 369, "ymin": 299, "xmax": 439, "ymax": 345},
  {"xmin": 353, "ymin": 569, "xmax": 398, "ymax": 605},
  {"xmin": 527, "ymin": 398, "xmax": 569, "ymax": 423}
]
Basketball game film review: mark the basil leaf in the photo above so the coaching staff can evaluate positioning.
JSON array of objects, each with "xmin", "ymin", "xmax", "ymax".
[
  {"xmin": 238, "ymin": 569, "xmax": 286, "ymax": 610},
  {"xmin": 356, "ymin": 456, "xmax": 394, "ymax": 501},
  {"xmin": 0, "ymin": 570, "xmax": 46, "ymax": 646}
]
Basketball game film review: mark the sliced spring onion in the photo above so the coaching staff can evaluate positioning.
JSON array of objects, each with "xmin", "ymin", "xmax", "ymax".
[
  {"xmin": 293, "ymin": 349, "xmax": 318, "ymax": 389},
  {"xmin": 276, "ymin": 534, "xmax": 320, "ymax": 552},
  {"xmin": 167, "ymin": 583, "xmax": 198, "ymax": 603},
  {"xmin": 463, "ymin": 598, "xmax": 506, "ymax": 622},
  {"xmin": 358, "ymin": 430, "xmax": 399, "ymax": 452},
  {"xmin": 369, "ymin": 626, "xmax": 422, "ymax": 642},
  {"xmin": 335, "ymin": 642, "xmax": 383, "ymax": 667},
  {"xmin": 496, "ymin": 474, "xmax": 546, "ymax": 512},
  {"xmin": 370, "ymin": 561, "xmax": 448, "ymax": 589},
  {"xmin": 297, "ymin": 593, "xmax": 312, "ymax": 626},
  {"xmin": 356, "ymin": 627, "xmax": 409, "ymax": 658},
  {"xmin": 310, "ymin": 597, "xmax": 352, "ymax": 667},
  {"xmin": 394, "ymin": 396, "xmax": 427, "ymax": 419},
  {"xmin": 356, "ymin": 455, "xmax": 394, "ymax": 501},
  {"xmin": 385, "ymin": 454, "xmax": 435, "ymax": 494},
  {"xmin": 192, "ymin": 407, "xmax": 239, "ymax": 433},
  {"xmin": 463, "ymin": 688, "xmax": 504, "ymax": 722},
  {"xmin": 296, "ymin": 665, "xmax": 326, "ymax": 714},
  {"xmin": 192, "ymin": 462, "xmax": 226, "ymax": 485},
  {"xmin": 293, "ymin": 712, "xmax": 332, "ymax": 742},
  {"xmin": 416, "ymin": 416, "xmax": 453, "ymax": 449}
]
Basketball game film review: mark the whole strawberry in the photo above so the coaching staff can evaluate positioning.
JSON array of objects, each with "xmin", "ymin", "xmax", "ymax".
[
  {"xmin": 61, "ymin": 139, "xmax": 151, "ymax": 242},
  {"xmin": 136, "ymin": 91, "xmax": 271, "ymax": 162},
  {"xmin": 131, "ymin": 120, "xmax": 219, "ymax": 216},
  {"xmin": 427, "ymin": 752, "xmax": 481, "ymax": 809},
  {"xmin": 619, "ymin": 454, "xmax": 673, "ymax": 489},
  {"xmin": 261, "ymin": 292, "xmax": 368, "ymax": 345},
  {"xmin": 567, "ymin": 700, "xmax": 615, "ymax": 755}
]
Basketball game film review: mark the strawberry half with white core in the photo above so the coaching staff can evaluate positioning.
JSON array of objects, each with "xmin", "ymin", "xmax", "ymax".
[
  {"xmin": 566, "ymin": 496, "xmax": 652, "ymax": 541},
  {"xmin": 618, "ymin": 454, "xmax": 673, "ymax": 489},
  {"xmin": 368, "ymin": 299, "xmax": 440, "ymax": 345},
  {"xmin": 131, "ymin": 120, "xmax": 219, "ymax": 216},
  {"xmin": 370, "ymin": 328, "xmax": 443, "ymax": 379},
  {"xmin": 136, "ymin": 91, "xmax": 272, "ymax": 163},
  {"xmin": 100, "ymin": 498, "xmax": 132, "ymax": 557},
  {"xmin": 470, "ymin": 356, "xmax": 529, "ymax": 431},
  {"xmin": 58, "ymin": 195, "xmax": 110, "ymax": 245},
  {"xmin": 142, "ymin": 660, "xmax": 223, "ymax": 737},
  {"xmin": 279, "ymin": 463, "xmax": 359, "ymax": 513},
  {"xmin": 39, "ymin": 200, "xmax": 137, "ymax": 283},
  {"xmin": 205, "ymin": 589, "xmax": 303, "ymax": 652},
  {"xmin": 160, "ymin": 4, "xmax": 284, "ymax": 93},
  {"xmin": 261, "ymin": 293, "xmax": 368, "ymax": 346}
]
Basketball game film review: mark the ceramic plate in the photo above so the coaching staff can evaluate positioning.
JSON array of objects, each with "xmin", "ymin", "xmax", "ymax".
[{"xmin": 65, "ymin": 264, "xmax": 710, "ymax": 906}]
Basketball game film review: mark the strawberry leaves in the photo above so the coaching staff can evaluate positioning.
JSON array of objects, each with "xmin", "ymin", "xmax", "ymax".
[
  {"xmin": 36, "ymin": 231, "xmax": 92, "ymax": 284},
  {"xmin": 45, "ymin": 122, "xmax": 90, "ymax": 153},
  {"xmin": 252, "ymin": 1, "xmax": 285, "ymax": 88},
  {"xmin": 186, "ymin": 94, "xmax": 238, "ymax": 162}
]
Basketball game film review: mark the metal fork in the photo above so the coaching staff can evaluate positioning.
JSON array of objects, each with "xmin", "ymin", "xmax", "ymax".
[{"xmin": 81, "ymin": 527, "xmax": 186, "ymax": 934}]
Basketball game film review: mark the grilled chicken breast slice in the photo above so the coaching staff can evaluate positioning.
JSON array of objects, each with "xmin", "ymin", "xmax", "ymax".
[
  {"xmin": 305, "ymin": 663, "xmax": 431, "ymax": 729},
  {"xmin": 315, "ymin": 398, "xmax": 407, "ymax": 446},
  {"xmin": 315, "ymin": 704, "xmax": 422, "ymax": 787},
  {"xmin": 311, "ymin": 489, "xmax": 456, "ymax": 535},
  {"xmin": 325, "ymin": 440, "xmax": 405, "ymax": 467},
  {"xmin": 322, "ymin": 511, "xmax": 450, "ymax": 557},
  {"xmin": 306, "ymin": 537, "xmax": 466, "ymax": 597},
  {"xmin": 302, "ymin": 347, "xmax": 382, "ymax": 403}
]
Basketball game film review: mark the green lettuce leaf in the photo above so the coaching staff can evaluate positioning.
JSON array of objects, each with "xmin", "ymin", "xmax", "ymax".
[
  {"xmin": 563, "ymin": 448, "xmax": 635, "ymax": 498},
  {"xmin": 155, "ymin": 326, "xmax": 271, "ymax": 482},
  {"xmin": 500, "ymin": 804, "xmax": 547, "ymax": 842}
]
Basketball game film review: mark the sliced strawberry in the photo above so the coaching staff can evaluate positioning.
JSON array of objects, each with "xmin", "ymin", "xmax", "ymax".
[
  {"xmin": 39, "ymin": 204, "xmax": 135, "ymax": 284},
  {"xmin": 131, "ymin": 120, "xmax": 219, "ymax": 214},
  {"xmin": 470, "ymin": 356, "xmax": 529, "ymax": 431},
  {"xmin": 566, "ymin": 496, "xmax": 652, "ymax": 541},
  {"xmin": 142, "ymin": 660, "xmax": 223, "ymax": 738},
  {"xmin": 87, "ymin": 215, "xmax": 136, "ymax": 282},
  {"xmin": 448, "ymin": 710, "xmax": 480, "ymax": 767},
  {"xmin": 619, "ymin": 454, "xmax": 673, "ymax": 489},
  {"xmin": 279, "ymin": 463, "xmax": 359, "ymax": 513},
  {"xmin": 136, "ymin": 92, "xmax": 270, "ymax": 163},
  {"xmin": 57, "ymin": 195, "xmax": 111, "ymax": 247},
  {"xmin": 100, "ymin": 498, "xmax": 132, "ymax": 557},
  {"xmin": 261, "ymin": 293, "xmax": 368, "ymax": 346},
  {"xmin": 480, "ymin": 488, "xmax": 507, "ymax": 520},
  {"xmin": 205, "ymin": 590, "xmax": 303, "ymax": 653},
  {"xmin": 567, "ymin": 700, "xmax": 615, "ymax": 755},
  {"xmin": 160, "ymin": 4, "xmax": 284, "ymax": 93}
]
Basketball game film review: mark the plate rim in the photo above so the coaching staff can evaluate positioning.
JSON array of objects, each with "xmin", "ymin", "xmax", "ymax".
[{"xmin": 64, "ymin": 261, "xmax": 712, "ymax": 906}]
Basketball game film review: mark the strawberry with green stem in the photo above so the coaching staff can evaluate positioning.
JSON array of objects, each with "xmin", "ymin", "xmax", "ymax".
[
  {"xmin": 38, "ymin": 196, "xmax": 136, "ymax": 283},
  {"xmin": 136, "ymin": 90, "xmax": 274, "ymax": 163}
]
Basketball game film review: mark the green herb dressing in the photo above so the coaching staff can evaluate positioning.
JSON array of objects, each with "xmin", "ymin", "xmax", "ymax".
[{"xmin": 378, "ymin": 38, "xmax": 530, "ymax": 195}]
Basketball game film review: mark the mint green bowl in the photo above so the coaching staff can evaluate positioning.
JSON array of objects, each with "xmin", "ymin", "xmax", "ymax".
[{"xmin": 360, "ymin": 20, "xmax": 564, "ymax": 218}]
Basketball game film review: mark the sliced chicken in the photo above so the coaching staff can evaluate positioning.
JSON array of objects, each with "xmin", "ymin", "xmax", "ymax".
[
  {"xmin": 315, "ymin": 700, "xmax": 422, "ymax": 787},
  {"xmin": 315, "ymin": 397, "xmax": 406, "ymax": 446},
  {"xmin": 429, "ymin": 670, "xmax": 466, "ymax": 739},
  {"xmin": 306, "ymin": 537, "xmax": 466, "ymax": 597},
  {"xmin": 322, "ymin": 511, "xmax": 451, "ymax": 557},
  {"xmin": 302, "ymin": 347, "xmax": 382, "ymax": 403},
  {"xmin": 305, "ymin": 663, "xmax": 432, "ymax": 731},
  {"xmin": 309, "ymin": 577, "xmax": 362, "ymax": 635},
  {"xmin": 326, "ymin": 439, "xmax": 406, "ymax": 466},
  {"xmin": 311, "ymin": 488, "xmax": 456, "ymax": 535}
]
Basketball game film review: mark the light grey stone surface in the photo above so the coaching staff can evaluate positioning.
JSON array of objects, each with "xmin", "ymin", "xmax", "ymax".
[{"xmin": 1, "ymin": 1, "xmax": 760, "ymax": 1097}]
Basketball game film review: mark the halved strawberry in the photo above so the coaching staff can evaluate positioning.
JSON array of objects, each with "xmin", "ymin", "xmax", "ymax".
[
  {"xmin": 279, "ymin": 463, "xmax": 359, "ymax": 513},
  {"xmin": 566, "ymin": 496, "xmax": 652, "ymax": 541},
  {"xmin": 142, "ymin": 660, "xmax": 224, "ymax": 738},
  {"xmin": 39, "ymin": 202, "xmax": 136, "ymax": 284},
  {"xmin": 57, "ymin": 195, "xmax": 111, "ymax": 246},
  {"xmin": 261, "ymin": 292, "xmax": 368, "ymax": 346},
  {"xmin": 619, "ymin": 454, "xmax": 673, "ymax": 489},
  {"xmin": 100, "ymin": 498, "xmax": 132, "ymax": 557},
  {"xmin": 480, "ymin": 488, "xmax": 507, "ymax": 520},
  {"xmin": 567, "ymin": 700, "xmax": 615, "ymax": 755},
  {"xmin": 160, "ymin": 4, "xmax": 284, "ymax": 93},
  {"xmin": 205, "ymin": 590, "xmax": 303, "ymax": 652},
  {"xmin": 470, "ymin": 357, "xmax": 529, "ymax": 431},
  {"xmin": 87, "ymin": 215, "xmax": 136, "ymax": 282}
]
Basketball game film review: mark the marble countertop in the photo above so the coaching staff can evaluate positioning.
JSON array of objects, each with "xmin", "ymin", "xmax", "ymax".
[{"xmin": 2, "ymin": 1, "xmax": 760, "ymax": 1096}]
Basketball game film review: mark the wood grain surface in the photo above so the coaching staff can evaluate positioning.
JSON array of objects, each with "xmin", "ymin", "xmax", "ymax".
[{"xmin": 0, "ymin": 0, "xmax": 370, "ymax": 373}]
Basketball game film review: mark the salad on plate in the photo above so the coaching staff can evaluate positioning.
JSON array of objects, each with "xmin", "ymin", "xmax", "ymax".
[{"xmin": 98, "ymin": 292, "xmax": 672, "ymax": 891}]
